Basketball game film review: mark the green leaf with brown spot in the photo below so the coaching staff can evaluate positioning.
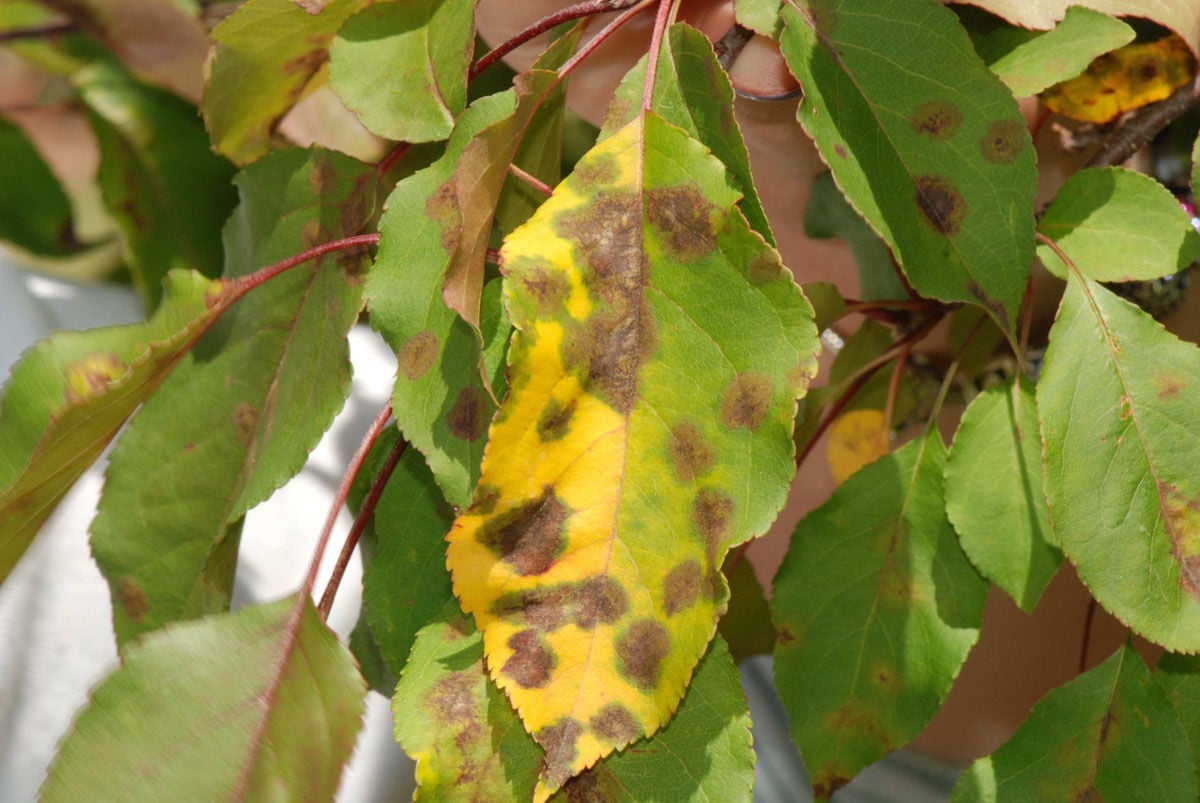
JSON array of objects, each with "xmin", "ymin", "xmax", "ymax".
[
  {"xmin": 779, "ymin": 0, "xmax": 1036, "ymax": 333},
  {"xmin": 329, "ymin": 0, "xmax": 475, "ymax": 142},
  {"xmin": 945, "ymin": 376, "xmax": 1060, "ymax": 613},
  {"xmin": 203, "ymin": 0, "xmax": 368, "ymax": 164},
  {"xmin": 41, "ymin": 594, "xmax": 365, "ymax": 800},
  {"xmin": 0, "ymin": 116, "xmax": 81, "ymax": 257},
  {"xmin": 77, "ymin": 61, "xmax": 238, "ymax": 308},
  {"xmin": 1037, "ymin": 167, "xmax": 1200, "ymax": 282},
  {"xmin": 952, "ymin": 645, "xmax": 1195, "ymax": 801},
  {"xmin": 603, "ymin": 22, "xmax": 775, "ymax": 245},
  {"xmin": 0, "ymin": 270, "xmax": 225, "ymax": 585},
  {"xmin": 772, "ymin": 430, "xmax": 987, "ymax": 798},
  {"xmin": 90, "ymin": 148, "xmax": 374, "ymax": 647},
  {"xmin": 1037, "ymin": 271, "xmax": 1200, "ymax": 651},
  {"xmin": 447, "ymin": 111, "xmax": 817, "ymax": 799}
]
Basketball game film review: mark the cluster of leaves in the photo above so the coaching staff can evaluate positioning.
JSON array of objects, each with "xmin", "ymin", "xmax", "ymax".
[{"xmin": 2, "ymin": 0, "xmax": 1200, "ymax": 799}]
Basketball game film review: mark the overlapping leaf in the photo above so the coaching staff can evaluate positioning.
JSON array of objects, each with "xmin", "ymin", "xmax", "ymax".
[
  {"xmin": 736, "ymin": 0, "xmax": 784, "ymax": 38},
  {"xmin": 76, "ymin": 61, "xmax": 238, "ymax": 308},
  {"xmin": 1038, "ymin": 271, "xmax": 1200, "ymax": 651},
  {"xmin": 1156, "ymin": 652, "xmax": 1200, "ymax": 754},
  {"xmin": 41, "ymin": 594, "xmax": 365, "ymax": 800},
  {"xmin": 329, "ymin": 0, "xmax": 475, "ymax": 142},
  {"xmin": 805, "ymin": 171, "xmax": 905, "ymax": 301},
  {"xmin": 90, "ymin": 148, "xmax": 374, "ymax": 646},
  {"xmin": 0, "ymin": 116, "xmax": 80, "ymax": 257},
  {"xmin": 945, "ymin": 377, "xmax": 1060, "ymax": 612},
  {"xmin": 1037, "ymin": 167, "xmax": 1200, "ymax": 282},
  {"xmin": 203, "ymin": 0, "xmax": 368, "ymax": 163},
  {"xmin": 717, "ymin": 558, "xmax": 776, "ymax": 663},
  {"xmin": 772, "ymin": 431, "xmax": 987, "ymax": 799},
  {"xmin": 446, "ymin": 111, "xmax": 817, "ymax": 798},
  {"xmin": 779, "ymin": 0, "xmax": 1036, "ymax": 333},
  {"xmin": 952, "ymin": 646, "xmax": 1195, "ymax": 801}
]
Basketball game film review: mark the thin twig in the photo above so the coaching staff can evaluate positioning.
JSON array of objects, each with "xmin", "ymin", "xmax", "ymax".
[
  {"xmin": 226, "ymin": 233, "xmax": 379, "ymax": 298},
  {"xmin": 375, "ymin": 141, "xmax": 412, "ymax": 177},
  {"xmin": 1078, "ymin": 597, "xmax": 1098, "ymax": 674},
  {"xmin": 0, "ymin": 20, "xmax": 76, "ymax": 44},
  {"xmin": 882, "ymin": 344, "xmax": 907, "ymax": 434},
  {"xmin": 508, "ymin": 163, "xmax": 553, "ymax": 197},
  {"xmin": 1086, "ymin": 73, "xmax": 1200, "ymax": 168},
  {"xmin": 557, "ymin": 0, "xmax": 656, "ymax": 81}
]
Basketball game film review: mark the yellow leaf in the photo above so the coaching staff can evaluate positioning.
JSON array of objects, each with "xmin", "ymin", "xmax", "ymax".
[
  {"xmin": 827, "ymin": 408, "xmax": 890, "ymax": 483},
  {"xmin": 446, "ymin": 111, "xmax": 818, "ymax": 799}
]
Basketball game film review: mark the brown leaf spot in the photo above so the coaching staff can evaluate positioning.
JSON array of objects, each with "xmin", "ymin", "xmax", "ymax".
[
  {"xmin": 747, "ymin": 251, "xmax": 784, "ymax": 286},
  {"xmin": 446, "ymin": 386, "xmax": 488, "ymax": 441},
  {"xmin": 428, "ymin": 671, "xmax": 476, "ymax": 724},
  {"xmin": 537, "ymin": 717, "xmax": 585, "ymax": 790},
  {"xmin": 308, "ymin": 154, "xmax": 339, "ymax": 199},
  {"xmin": 913, "ymin": 175, "xmax": 966, "ymax": 237},
  {"xmin": 570, "ymin": 154, "xmax": 618, "ymax": 188},
  {"xmin": 966, "ymin": 280, "xmax": 1006, "ymax": 324},
  {"xmin": 662, "ymin": 559, "xmax": 703, "ymax": 615},
  {"xmin": 720, "ymin": 372, "xmax": 774, "ymax": 430},
  {"xmin": 476, "ymin": 486, "xmax": 569, "ymax": 575},
  {"xmin": 1155, "ymin": 373, "xmax": 1186, "ymax": 400},
  {"xmin": 491, "ymin": 575, "xmax": 626, "ymax": 631},
  {"xmin": 646, "ymin": 185, "xmax": 718, "ymax": 261},
  {"xmin": 502, "ymin": 629, "xmax": 556, "ymax": 689},
  {"xmin": 788, "ymin": 361, "xmax": 816, "ymax": 394},
  {"xmin": 493, "ymin": 587, "xmax": 570, "ymax": 631},
  {"xmin": 1162, "ymin": 484, "xmax": 1200, "ymax": 598},
  {"xmin": 116, "ymin": 577, "xmax": 148, "ymax": 622},
  {"xmin": 561, "ymin": 313, "xmax": 639, "ymax": 414},
  {"xmin": 979, "ymin": 119, "xmax": 1025, "ymax": 164},
  {"xmin": 301, "ymin": 219, "xmax": 326, "ymax": 249},
  {"xmin": 563, "ymin": 771, "xmax": 606, "ymax": 802},
  {"xmin": 589, "ymin": 702, "xmax": 640, "ymax": 744},
  {"xmin": 692, "ymin": 489, "xmax": 734, "ymax": 552},
  {"xmin": 470, "ymin": 484, "xmax": 500, "ymax": 515},
  {"xmin": 537, "ymin": 398, "xmax": 577, "ymax": 442},
  {"xmin": 282, "ymin": 48, "xmax": 325, "ymax": 78},
  {"xmin": 398, "ymin": 331, "xmax": 438, "ymax": 381},
  {"xmin": 637, "ymin": 298, "xmax": 658, "ymax": 367},
  {"xmin": 232, "ymin": 403, "xmax": 257, "ymax": 446},
  {"xmin": 813, "ymin": 778, "xmax": 852, "ymax": 800},
  {"xmin": 872, "ymin": 662, "xmax": 898, "ymax": 694},
  {"xmin": 425, "ymin": 178, "xmax": 460, "ymax": 254},
  {"xmin": 574, "ymin": 576, "xmax": 628, "ymax": 629},
  {"xmin": 616, "ymin": 619, "xmax": 670, "ymax": 690},
  {"xmin": 64, "ymin": 353, "xmax": 124, "ymax": 403},
  {"xmin": 834, "ymin": 144, "xmax": 847, "ymax": 159},
  {"xmin": 776, "ymin": 626, "xmax": 796, "ymax": 645},
  {"xmin": 909, "ymin": 100, "xmax": 962, "ymax": 140},
  {"xmin": 519, "ymin": 262, "xmax": 571, "ymax": 313},
  {"xmin": 669, "ymin": 422, "xmax": 716, "ymax": 482}
]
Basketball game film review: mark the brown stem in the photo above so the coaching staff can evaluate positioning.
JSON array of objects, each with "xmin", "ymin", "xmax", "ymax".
[
  {"xmin": 225, "ymin": 233, "xmax": 379, "ymax": 300},
  {"xmin": 1086, "ymin": 73, "xmax": 1200, "ymax": 168},
  {"xmin": 375, "ymin": 141, "xmax": 412, "ymax": 177},
  {"xmin": 0, "ymin": 20, "xmax": 76, "ymax": 44},
  {"xmin": 316, "ymin": 408, "xmax": 406, "ymax": 620},
  {"xmin": 882, "ymin": 344, "xmax": 907, "ymax": 434},
  {"xmin": 1078, "ymin": 597, "xmax": 1098, "ymax": 674},
  {"xmin": 558, "ymin": 0, "xmax": 655, "ymax": 81},
  {"xmin": 508, "ymin": 163, "xmax": 553, "ymax": 197},
  {"xmin": 842, "ymin": 297, "xmax": 944, "ymax": 314}
]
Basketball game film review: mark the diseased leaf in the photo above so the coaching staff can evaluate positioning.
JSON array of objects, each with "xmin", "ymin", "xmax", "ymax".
[
  {"xmin": 826, "ymin": 408, "xmax": 889, "ymax": 483},
  {"xmin": 41, "ymin": 594, "xmax": 365, "ymax": 800},
  {"xmin": 717, "ymin": 558, "xmax": 775, "ymax": 663},
  {"xmin": 805, "ymin": 171, "xmax": 905, "ymax": 302},
  {"xmin": 968, "ymin": 6, "xmax": 1134, "ymax": 97},
  {"xmin": 203, "ymin": 0, "xmax": 368, "ymax": 164},
  {"xmin": 1156, "ymin": 652, "xmax": 1200, "ymax": 755},
  {"xmin": 945, "ymin": 376, "xmax": 1060, "ymax": 613},
  {"xmin": 77, "ymin": 61, "xmax": 238, "ymax": 308},
  {"xmin": 0, "ymin": 116, "xmax": 80, "ymax": 257},
  {"xmin": 772, "ymin": 431, "xmax": 987, "ymax": 798},
  {"xmin": 780, "ymin": 0, "xmax": 1036, "ymax": 333},
  {"xmin": 90, "ymin": 148, "xmax": 374, "ymax": 647},
  {"xmin": 1037, "ymin": 168, "xmax": 1200, "ymax": 282},
  {"xmin": 329, "ymin": 0, "xmax": 475, "ymax": 142},
  {"xmin": 0, "ymin": 271, "xmax": 222, "ymax": 583},
  {"xmin": 952, "ymin": 646, "xmax": 1195, "ymax": 801},
  {"xmin": 603, "ymin": 22, "xmax": 775, "ymax": 245},
  {"xmin": 1038, "ymin": 272, "xmax": 1200, "ymax": 651},
  {"xmin": 447, "ymin": 112, "xmax": 817, "ymax": 798}
]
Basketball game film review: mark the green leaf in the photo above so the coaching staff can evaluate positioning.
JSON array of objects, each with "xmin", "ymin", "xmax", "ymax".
[
  {"xmin": 779, "ymin": 0, "xmax": 1036, "ymax": 332},
  {"xmin": 41, "ymin": 594, "xmax": 365, "ymax": 800},
  {"xmin": 90, "ymin": 148, "xmax": 374, "ymax": 647},
  {"xmin": 736, "ymin": 0, "xmax": 783, "ymax": 38},
  {"xmin": 349, "ymin": 610, "xmax": 397, "ymax": 697},
  {"xmin": 76, "ymin": 61, "xmax": 238, "ymax": 308},
  {"xmin": 203, "ymin": 0, "xmax": 368, "ymax": 164},
  {"xmin": 329, "ymin": 0, "xmax": 475, "ymax": 142},
  {"xmin": 772, "ymin": 430, "xmax": 987, "ymax": 798},
  {"xmin": 969, "ymin": 6, "xmax": 1134, "ymax": 97},
  {"xmin": 945, "ymin": 376, "xmax": 1060, "ymax": 612},
  {"xmin": 1037, "ymin": 167, "xmax": 1200, "ymax": 282},
  {"xmin": 1038, "ymin": 272, "xmax": 1200, "ymax": 651},
  {"xmin": 801, "ymin": 281, "xmax": 846, "ymax": 333},
  {"xmin": 717, "ymin": 558, "xmax": 776, "ymax": 663},
  {"xmin": 805, "ymin": 171, "xmax": 906, "ymax": 302},
  {"xmin": 0, "ymin": 271, "xmax": 223, "ymax": 584},
  {"xmin": 0, "ymin": 116, "xmax": 79, "ymax": 257},
  {"xmin": 1156, "ymin": 651, "xmax": 1200, "ymax": 756},
  {"xmin": 362, "ymin": 446, "xmax": 456, "ymax": 676},
  {"xmin": 952, "ymin": 645, "xmax": 1195, "ymax": 801},
  {"xmin": 603, "ymin": 22, "xmax": 775, "ymax": 245}
]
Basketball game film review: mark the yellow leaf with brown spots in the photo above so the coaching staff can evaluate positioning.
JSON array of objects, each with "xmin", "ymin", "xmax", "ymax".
[
  {"xmin": 446, "ymin": 111, "xmax": 818, "ymax": 798},
  {"xmin": 826, "ymin": 408, "xmax": 890, "ymax": 483}
]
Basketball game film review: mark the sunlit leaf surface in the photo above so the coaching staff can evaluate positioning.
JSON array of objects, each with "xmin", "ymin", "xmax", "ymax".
[{"xmin": 447, "ymin": 111, "xmax": 817, "ymax": 797}]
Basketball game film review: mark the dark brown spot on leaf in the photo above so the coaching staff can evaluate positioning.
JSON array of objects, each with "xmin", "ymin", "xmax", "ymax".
[
  {"xmin": 1162, "ymin": 483, "xmax": 1200, "ymax": 598},
  {"xmin": 425, "ymin": 178, "xmax": 460, "ymax": 254},
  {"xmin": 116, "ymin": 577, "xmax": 148, "ymax": 622},
  {"xmin": 646, "ymin": 185, "xmax": 717, "ymax": 261},
  {"xmin": 537, "ymin": 398, "xmax": 577, "ymax": 442},
  {"xmin": 909, "ymin": 100, "xmax": 962, "ymax": 140},
  {"xmin": 574, "ymin": 576, "xmax": 627, "ymax": 629},
  {"xmin": 637, "ymin": 298, "xmax": 658, "ymax": 367},
  {"xmin": 563, "ymin": 771, "xmax": 605, "ymax": 802},
  {"xmin": 589, "ymin": 703, "xmax": 640, "ymax": 744},
  {"xmin": 428, "ymin": 671, "xmax": 476, "ymax": 724},
  {"xmin": 233, "ymin": 403, "xmax": 257, "ymax": 446},
  {"xmin": 616, "ymin": 619, "xmax": 670, "ymax": 690},
  {"xmin": 720, "ymin": 372, "xmax": 774, "ymax": 430},
  {"xmin": 693, "ymin": 489, "xmax": 734, "ymax": 552},
  {"xmin": 979, "ymin": 119, "xmax": 1025, "ymax": 164},
  {"xmin": 747, "ymin": 251, "xmax": 784, "ymax": 285},
  {"xmin": 669, "ymin": 422, "xmax": 716, "ymax": 482},
  {"xmin": 571, "ymin": 154, "xmax": 618, "ymax": 188},
  {"xmin": 491, "ymin": 575, "xmax": 626, "ymax": 631},
  {"xmin": 283, "ymin": 48, "xmax": 324, "ymax": 77},
  {"xmin": 1155, "ymin": 373, "xmax": 1186, "ymax": 400},
  {"xmin": 538, "ymin": 717, "xmax": 585, "ymax": 790},
  {"xmin": 398, "ymin": 331, "xmax": 438, "ymax": 381},
  {"xmin": 834, "ymin": 144, "xmax": 847, "ymax": 158},
  {"xmin": 663, "ymin": 560, "xmax": 703, "ymax": 615},
  {"xmin": 519, "ymin": 262, "xmax": 571, "ymax": 313},
  {"xmin": 561, "ymin": 312, "xmax": 639, "ymax": 414},
  {"xmin": 446, "ymin": 386, "xmax": 488, "ymax": 441},
  {"xmin": 502, "ymin": 629, "xmax": 556, "ymax": 689},
  {"xmin": 914, "ymin": 175, "xmax": 966, "ymax": 236},
  {"xmin": 476, "ymin": 486, "xmax": 569, "ymax": 575}
]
